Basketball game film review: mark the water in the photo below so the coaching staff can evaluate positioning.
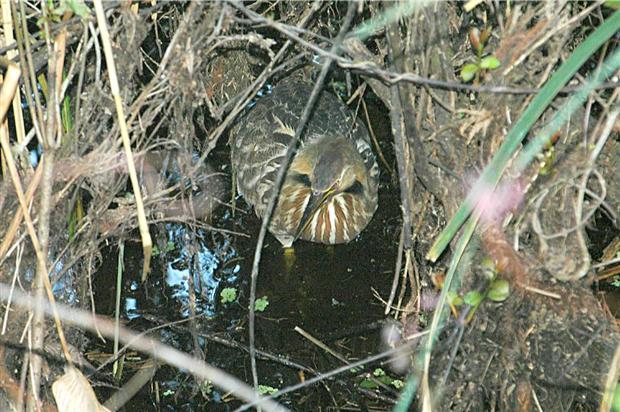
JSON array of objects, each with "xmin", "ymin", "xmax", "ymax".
[{"xmin": 90, "ymin": 98, "xmax": 402, "ymax": 410}]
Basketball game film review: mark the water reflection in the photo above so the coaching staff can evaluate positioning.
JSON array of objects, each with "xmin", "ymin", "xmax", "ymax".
[
  {"xmin": 124, "ymin": 297, "xmax": 139, "ymax": 320},
  {"xmin": 51, "ymin": 259, "xmax": 80, "ymax": 306},
  {"xmin": 162, "ymin": 224, "xmax": 238, "ymax": 318}
]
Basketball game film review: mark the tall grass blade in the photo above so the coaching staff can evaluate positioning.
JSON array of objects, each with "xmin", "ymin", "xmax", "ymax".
[{"xmin": 427, "ymin": 9, "xmax": 620, "ymax": 262}]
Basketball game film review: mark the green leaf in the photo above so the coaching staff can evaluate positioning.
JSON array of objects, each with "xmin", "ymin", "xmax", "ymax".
[
  {"xmin": 480, "ymin": 257, "xmax": 497, "ymax": 279},
  {"xmin": 604, "ymin": 0, "xmax": 620, "ymax": 9},
  {"xmin": 64, "ymin": 0, "xmax": 91, "ymax": 17},
  {"xmin": 257, "ymin": 385, "xmax": 278, "ymax": 395},
  {"xmin": 487, "ymin": 279, "xmax": 510, "ymax": 302},
  {"xmin": 254, "ymin": 296, "xmax": 269, "ymax": 312},
  {"xmin": 61, "ymin": 95, "xmax": 73, "ymax": 134},
  {"xmin": 373, "ymin": 368, "xmax": 385, "ymax": 377},
  {"xmin": 428, "ymin": 9, "xmax": 620, "ymax": 262},
  {"xmin": 392, "ymin": 379, "xmax": 404, "ymax": 389},
  {"xmin": 199, "ymin": 380, "xmax": 212, "ymax": 396},
  {"xmin": 378, "ymin": 375, "xmax": 394, "ymax": 385},
  {"xmin": 152, "ymin": 241, "xmax": 175, "ymax": 257},
  {"xmin": 460, "ymin": 63, "xmax": 479, "ymax": 82},
  {"xmin": 464, "ymin": 291, "xmax": 483, "ymax": 306},
  {"xmin": 220, "ymin": 287, "xmax": 237, "ymax": 304},
  {"xmin": 447, "ymin": 290, "xmax": 463, "ymax": 306},
  {"xmin": 480, "ymin": 55, "xmax": 501, "ymax": 69},
  {"xmin": 359, "ymin": 379, "xmax": 378, "ymax": 389}
]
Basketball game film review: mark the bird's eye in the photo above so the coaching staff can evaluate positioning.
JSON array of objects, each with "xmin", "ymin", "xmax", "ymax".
[
  {"xmin": 291, "ymin": 173, "xmax": 311, "ymax": 187},
  {"xmin": 344, "ymin": 180, "xmax": 363, "ymax": 195}
]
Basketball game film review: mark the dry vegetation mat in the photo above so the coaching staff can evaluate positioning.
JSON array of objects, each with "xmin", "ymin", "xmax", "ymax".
[{"xmin": 0, "ymin": 1, "xmax": 619, "ymax": 411}]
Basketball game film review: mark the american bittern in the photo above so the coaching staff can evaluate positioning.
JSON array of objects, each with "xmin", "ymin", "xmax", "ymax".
[{"xmin": 231, "ymin": 80, "xmax": 379, "ymax": 247}]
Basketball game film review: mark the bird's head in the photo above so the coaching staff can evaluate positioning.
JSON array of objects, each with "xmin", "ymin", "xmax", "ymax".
[{"xmin": 285, "ymin": 136, "xmax": 371, "ymax": 243}]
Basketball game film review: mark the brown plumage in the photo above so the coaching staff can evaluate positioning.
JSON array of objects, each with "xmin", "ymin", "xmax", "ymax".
[{"xmin": 230, "ymin": 80, "xmax": 379, "ymax": 247}]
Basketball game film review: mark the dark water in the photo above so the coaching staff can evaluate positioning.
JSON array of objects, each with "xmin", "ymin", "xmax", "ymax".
[
  {"xmin": 86, "ymin": 100, "xmax": 619, "ymax": 410},
  {"xmin": 89, "ymin": 101, "xmax": 403, "ymax": 410}
]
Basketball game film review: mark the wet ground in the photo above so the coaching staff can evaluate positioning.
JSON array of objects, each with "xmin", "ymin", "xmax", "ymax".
[
  {"xmin": 89, "ymin": 99, "xmax": 404, "ymax": 410},
  {"xmin": 74, "ymin": 89, "xmax": 620, "ymax": 411}
]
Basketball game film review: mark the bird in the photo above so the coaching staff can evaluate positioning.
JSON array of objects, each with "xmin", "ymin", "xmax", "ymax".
[{"xmin": 230, "ymin": 80, "xmax": 379, "ymax": 247}]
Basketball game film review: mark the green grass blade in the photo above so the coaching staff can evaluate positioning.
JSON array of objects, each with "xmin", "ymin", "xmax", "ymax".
[
  {"xmin": 395, "ymin": 213, "xmax": 480, "ymax": 412},
  {"xmin": 513, "ymin": 45, "xmax": 620, "ymax": 174},
  {"xmin": 351, "ymin": 0, "xmax": 433, "ymax": 40},
  {"xmin": 427, "ymin": 9, "xmax": 620, "ymax": 262}
]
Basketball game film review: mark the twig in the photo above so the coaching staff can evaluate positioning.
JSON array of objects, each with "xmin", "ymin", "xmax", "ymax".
[
  {"xmin": 519, "ymin": 284, "xmax": 561, "ymax": 300},
  {"xmin": 0, "ymin": 58, "xmax": 19, "ymax": 123},
  {"xmin": 361, "ymin": 95, "xmax": 393, "ymax": 176},
  {"xmin": 233, "ymin": 2, "xmax": 620, "ymax": 96},
  {"xmin": 73, "ymin": 22, "xmax": 90, "ymax": 136},
  {"xmin": 385, "ymin": 225, "xmax": 405, "ymax": 315},
  {"xmin": 600, "ymin": 341, "xmax": 620, "ymax": 412},
  {"xmin": 440, "ymin": 309, "xmax": 469, "ymax": 386},
  {"xmin": 386, "ymin": 22, "xmax": 414, "ymax": 250},
  {"xmin": 93, "ymin": 0, "xmax": 153, "ymax": 281},
  {"xmin": 0, "ymin": 284, "xmax": 288, "ymax": 412},
  {"xmin": 1, "ymin": 26, "xmax": 74, "ymax": 407},
  {"xmin": 235, "ymin": 330, "xmax": 429, "ymax": 412},
  {"xmin": 2, "ymin": 244, "xmax": 23, "ymax": 335},
  {"xmin": 395, "ymin": 250, "xmax": 412, "ymax": 317},
  {"xmin": 93, "ymin": 316, "xmax": 198, "ymax": 374},
  {"xmin": 357, "ymin": 388, "xmax": 398, "ymax": 405},
  {"xmin": 577, "ymin": 107, "xmax": 619, "ymax": 217},
  {"xmin": 294, "ymin": 326, "xmax": 399, "ymax": 398},
  {"xmin": 113, "ymin": 240, "xmax": 124, "ymax": 378},
  {"xmin": 241, "ymin": 0, "xmax": 344, "ymax": 395},
  {"xmin": 372, "ymin": 288, "xmax": 408, "ymax": 313},
  {"xmin": 200, "ymin": 333, "xmax": 314, "ymax": 373},
  {"xmin": 0, "ymin": 158, "xmax": 44, "ymax": 261},
  {"xmin": 501, "ymin": 1, "xmax": 604, "ymax": 77},
  {"xmin": 104, "ymin": 359, "xmax": 158, "ymax": 411},
  {"xmin": 30, "ymin": 4, "xmax": 68, "ymax": 401},
  {"xmin": 13, "ymin": 0, "xmax": 45, "ymax": 144},
  {"xmin": 294, "ymin": 327, "xmax": 348, "ymax": 364},
  {"xmin": 122, "ymin": 2, "xmax": 203, "ymax": 136},
  {"xmin": 0, "ymin": 1, "xmax": 27, "ymax": 146},
  {"xmin": 571, "ymin": 108, "xmax": 618, "ymax": 279}
]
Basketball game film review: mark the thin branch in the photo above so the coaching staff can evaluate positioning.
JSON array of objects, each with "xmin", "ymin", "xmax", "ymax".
[
  {"xmin": 93, "ymin": 0, "xmax": 153, "ymax": 280},
  {"xmin": 0, "ymin": 283, "xmax": 288, "ymax": 412},
  {"xmin": 245, "ymin": 1, "xmax": 357, "ymax": 395},
  {"xmin": 386, "ymin": 25, "xmax": 414, "ymax": 250},
  {"xmin": 235, "ymin": 330, "xmax": 429, "ymax": 412},
  {"xmin": 232, "ymin": 3, "xmax": 620, "ymax": 96},
  {"xmin": 385, "ymin": 225, "xmax": 405, "ymax": 315},
  {"xmin": 0, "ymin": 37, "xmax": 74, "ymax": 400}
]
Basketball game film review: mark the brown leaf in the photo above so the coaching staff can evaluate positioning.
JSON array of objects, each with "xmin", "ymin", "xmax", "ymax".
[{"xmin": 52, "ymin": 367, "xmax": 110, "ymax": 412}]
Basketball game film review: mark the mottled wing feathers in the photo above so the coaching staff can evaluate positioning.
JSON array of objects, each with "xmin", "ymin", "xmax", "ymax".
[{"xmin": 230, "ymin": 80, "xmax": 378, "ymax": 228}]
